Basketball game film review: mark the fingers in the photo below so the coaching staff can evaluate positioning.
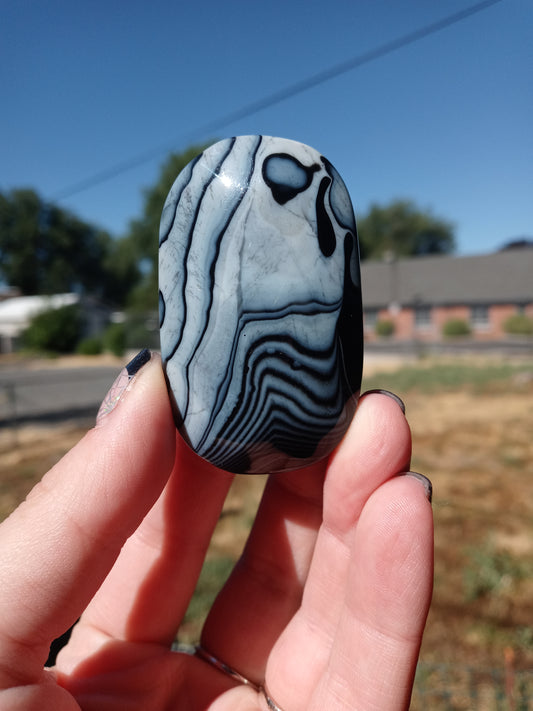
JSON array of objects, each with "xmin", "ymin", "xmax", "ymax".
[
  {"xmin": 199, "ymin": 391, "xmax": 411, "ymax": 688},
  {"xmin": 264, "ymin": 392, "xmax": 423, "ymax": 710},
  {"xmin": 309, "ymin": 474, "xmax": 433, "ymax": 711},
  {"xmin": 199, "ymin": 459, "xmax": 328, "ymax": 685},
  {"xmin": 63, "ymin": 433, "xmax": 234, "ymax": 661},
  {"xmin": 268, "ymin": 474, "xmax": 433, "ymax": 711},
  {"xmin": 323, "ymin": 389, "xmax": 412, "ymax": 536},
  {"xmin": 0, "ymin": 352, "xmax": 176, "ymax": 686}
]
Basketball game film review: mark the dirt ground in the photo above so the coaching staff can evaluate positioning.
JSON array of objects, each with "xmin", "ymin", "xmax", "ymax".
[
  {"xmin": 409, "ymin": 386, "xmax": 533, "ymax": 669},
  {"xmin": 1, "ymin": 355, "xmax": 532, "ymax": 678}
]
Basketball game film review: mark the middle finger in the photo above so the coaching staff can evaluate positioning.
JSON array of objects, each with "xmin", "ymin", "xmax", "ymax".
[{"xmin": 199, "ymin": 458, "xmax": 328, "ymax": 686}]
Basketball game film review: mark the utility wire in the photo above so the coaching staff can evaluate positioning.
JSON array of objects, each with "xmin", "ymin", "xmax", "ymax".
[{"xmin": 51, "ymin": 0, "xmax": 504, "ymax": 202}]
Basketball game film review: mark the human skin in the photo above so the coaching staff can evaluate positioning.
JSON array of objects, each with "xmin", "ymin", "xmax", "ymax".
[{"xmin": 0, "ymin": 352, "xmax": 433, "ymax": 710}]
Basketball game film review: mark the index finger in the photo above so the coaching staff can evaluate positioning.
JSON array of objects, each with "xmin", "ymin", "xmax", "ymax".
[{"xmin": 0, "ymin": 352, "xmax": 176, "ymax": 688}]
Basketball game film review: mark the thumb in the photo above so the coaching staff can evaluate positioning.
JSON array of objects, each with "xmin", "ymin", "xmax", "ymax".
[{"xmin": 0, "ymin": 350, "xmax": 176, "ymax": 687}]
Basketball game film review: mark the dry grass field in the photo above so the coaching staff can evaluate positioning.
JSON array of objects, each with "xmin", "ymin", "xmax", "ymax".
[{"xmin": 1, "ymin": 354, "xmax": 532, "ymax": 706}]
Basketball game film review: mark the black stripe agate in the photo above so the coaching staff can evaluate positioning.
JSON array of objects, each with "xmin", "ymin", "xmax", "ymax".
[{"xmin": 159, "ymin": 136, "xmax": 363, "ymax": 474}]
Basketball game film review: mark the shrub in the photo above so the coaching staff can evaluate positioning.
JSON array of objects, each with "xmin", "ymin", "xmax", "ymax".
[
  {"xmin": 21, "ymin": 304, "xmax": 83, "ymax": 354},
  {"xmin": 503, "ymin": 313, "xmax": 533, "ymax": 336},
  {"xmin": 122, "ymin": 310, "xmax": 160, "ymax": 351},
  {"xmin": 442, "ymin": 318, "xmax": 471, "ymax": 338},
  {"xmin": 103, "ymin": 322, "xmax": 126, "ymax": 357},
  {"xmin": 375, "ymin": 318, "xmax": 395, "ymax": 337},
  {"xmin": 77, "ymin": 336, "xmax": 103, "ymax": 355}
]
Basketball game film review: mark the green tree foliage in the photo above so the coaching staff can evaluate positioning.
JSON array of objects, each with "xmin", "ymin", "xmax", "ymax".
[
  {"xmin": 21, "ymin": 304, "xmax": 83, "ymax": 353},
  {"xmin": 125, "ymin": 143, "xmax": 213, "ymax": 309},
  {"xmin": 357, "ymin": 200, "xmax": 455, "ymax": 260},
  {"xmin": 0, "ymin": 189, "xmax": 139, "ymax": 304},
  {"xmin": 77, "ymin": 336, "xmax": 104, "ymax": 356},
  {"xmin": 102, "ymin": 322, "xmax": 127, "ymax": 357},
  {"xmin": 102, "ymin": 236, "xmax": 142, "ymax": 306}
]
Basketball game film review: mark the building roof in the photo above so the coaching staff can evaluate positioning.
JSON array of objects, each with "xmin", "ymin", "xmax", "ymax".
[
  {"xmin": 0, "ymin": 294, "xmax": 79, "ymax": 337},
  {"xmin": 361, "ymin": 249, "xmax": 533, "ymax": 309}
]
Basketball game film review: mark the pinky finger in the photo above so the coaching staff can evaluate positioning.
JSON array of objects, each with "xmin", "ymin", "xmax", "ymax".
[{"xmin": 311, "ymin": 472, "xmax": 433, "ymax": 711}]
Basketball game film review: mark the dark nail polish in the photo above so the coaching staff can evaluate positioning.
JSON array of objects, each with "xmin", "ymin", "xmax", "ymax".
[
  {"xmin": 405, "ymin": 471, "xmax": 433, "ymax": 504},
  {"xmin": 125, "ymin": 348, "xmax": 152, "ymax": 377},
  {"xmin": 362, "ymin": 388, "xmax": 406, "ymax": 414}
]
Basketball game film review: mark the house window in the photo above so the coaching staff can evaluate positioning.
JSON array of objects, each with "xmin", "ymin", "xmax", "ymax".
[
  {"xmin": 470, "ymin": 304, "xmax": 490, "ymax": 329},
  {"xmin": 364, "ymin": 309, "xmax": 378, "ymax": 330},
  {"xmin": 414, "ymin": 306, "xmax": 432, "ymax": 330}
]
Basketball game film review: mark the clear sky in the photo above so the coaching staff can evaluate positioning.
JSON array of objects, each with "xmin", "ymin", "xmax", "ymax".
[{"xmin": 2, "ymin": 0, "xmax": 531, "ymax": 256}]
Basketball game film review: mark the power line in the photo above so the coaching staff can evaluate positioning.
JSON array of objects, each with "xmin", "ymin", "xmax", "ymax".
[{"xmin": 51, "ymin": 0, "xmax": 504, "ymax": 202}]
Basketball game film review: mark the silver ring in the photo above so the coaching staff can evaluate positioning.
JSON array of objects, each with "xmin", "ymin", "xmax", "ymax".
[
  {"xmin": 262, "ymin": 685, "xmax": 285, "ymax": 711},
  {"xmin": 195, "ymin": 645, "xmax": 260, "ymax": 692}
]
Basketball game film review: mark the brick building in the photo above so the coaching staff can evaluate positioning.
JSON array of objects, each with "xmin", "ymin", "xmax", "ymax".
[{"xmin": 361, "ymin": 248, "xmax": 533, "ymax": 342}]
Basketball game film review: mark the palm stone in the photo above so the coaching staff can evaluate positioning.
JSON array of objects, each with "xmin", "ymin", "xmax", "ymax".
[{"xmin": 159, "ymin": 136, "xmax": 363, "ymax": 474}]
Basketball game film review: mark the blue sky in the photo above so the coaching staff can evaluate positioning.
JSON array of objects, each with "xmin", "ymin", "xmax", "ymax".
[{"xmin": 2, "ymin": 0, "xmax": 531, "ymax": 256}]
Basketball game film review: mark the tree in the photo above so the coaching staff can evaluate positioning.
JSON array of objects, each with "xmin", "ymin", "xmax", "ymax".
[
  {"xmin": 21, "ymin": 304, "xmax": 84, "ymax": 353},
  {"xmin": 125, "ymin": 143, "xmax": 212, "ymax": 309},
  {"xmin": 499, "ymin": 237, "xmax": 533, "ymax": 251},
  {"xmin": 357, "ymin": 200, "xmax": 455, "ymax": 260},
  {"xmin": 102, "ymin": 236, "xmax": 142, "ymax": 306},
  {"xmin": 0, "ymin": 189, "xmax": 139, "ymax": 304}
]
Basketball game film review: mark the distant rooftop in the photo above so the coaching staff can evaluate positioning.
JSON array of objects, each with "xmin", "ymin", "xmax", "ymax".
[{"xmin": 361, "ymin": 249, "xmax": 533, "ymax": 308}]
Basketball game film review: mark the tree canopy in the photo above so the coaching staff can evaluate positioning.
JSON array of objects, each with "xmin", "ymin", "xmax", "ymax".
[
  {"xmin": 357, "ymin": 200, "xmax": 455, "ymax": 260},
  {"xmin": 1, "ymin": 151, "xmax": 456, "ymax": 317},
  {"xmin": 125, "ymin": 143, "xmax": 212, "ymax": 309},
  {"xmin": 0, "ymin": 188, "xmax": 139, "ymax": 304}
]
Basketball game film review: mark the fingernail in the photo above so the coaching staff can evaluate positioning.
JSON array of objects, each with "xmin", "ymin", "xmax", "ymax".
[
  {"xmin": 96, "ymin": 349, "xmax": 152, "ymax": 424},
  {"xmin": 404, "ymin": 471, "xmax": 433, "ymax": 504},
  {"xmin": 362, "ymin": 389, "xmax": 406, "ymax": 414}
]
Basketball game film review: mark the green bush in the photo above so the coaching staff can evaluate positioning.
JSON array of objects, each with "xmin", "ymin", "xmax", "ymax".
[
  {"xmin": 21, "ymin": 304, "xmax": 83, "ymax": 354},
  {"xmin": 442, "ymin": 317, "xmax": 471, "ymax": 338},
  {"xmin": 77, "ymin": 336, "xmax": 103, "ymax": 355},
  {"xmin": 103, "ymin": 322, "xmax": 126, "ymax": 357},
  {"xmin": 503, "ymin": 313, "xmax": 533, "ymax": 336},
  {"xmin": 375, "ymin": 318, "xmax": 395, "ymax": 337},
  {"xmin": 122, "ymin": 310, "xmax": 160, "ymax": 351}
]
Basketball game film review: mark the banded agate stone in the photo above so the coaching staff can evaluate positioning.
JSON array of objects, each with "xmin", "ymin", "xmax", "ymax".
[{"xmin": 159, "ymin": 136, "xmax": 363, "ymax": 474}]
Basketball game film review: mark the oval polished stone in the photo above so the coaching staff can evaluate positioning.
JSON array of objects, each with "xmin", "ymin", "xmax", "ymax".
[{"xmin": 159, "ymin": 136, "xmax": 363, "ymax": 474}]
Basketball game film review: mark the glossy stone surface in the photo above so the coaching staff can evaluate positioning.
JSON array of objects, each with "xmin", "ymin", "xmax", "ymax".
[{"xmin": 159, "ymin": 136, "xmax": 363, "ymax": 474}]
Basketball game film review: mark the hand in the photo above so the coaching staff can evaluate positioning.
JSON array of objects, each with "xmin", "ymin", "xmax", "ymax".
[{"xmin": 0, "ymin": 351, "xmax": 433, "ymax": 711}]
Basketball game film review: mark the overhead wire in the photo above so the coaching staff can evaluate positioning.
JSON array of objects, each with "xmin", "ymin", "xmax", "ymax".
[{"xmin": 50, "ymin": 0, "xmax": 504, "ymax": 202}]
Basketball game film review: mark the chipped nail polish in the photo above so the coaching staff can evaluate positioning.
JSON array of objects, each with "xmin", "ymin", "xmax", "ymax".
[{"xmin": 96, "ymin": 349, "xmax": 152, "ymax": 423}]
